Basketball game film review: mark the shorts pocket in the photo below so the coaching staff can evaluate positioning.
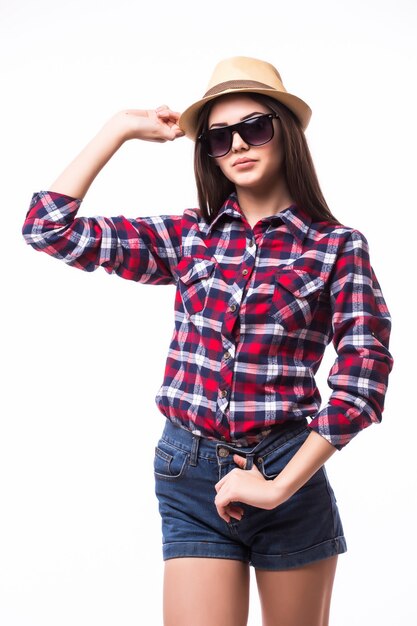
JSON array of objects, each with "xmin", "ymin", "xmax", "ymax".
[
  {"xmin": 269, "ymin": 268, "xmax": 325, "ymax": 331},
  {"xmin": 153, "ymin": 440, "xmax": 190, "ymax": 481},
  {"xmin": 174, "ymin": 256, "xmax": 216, "ymax": 318}
]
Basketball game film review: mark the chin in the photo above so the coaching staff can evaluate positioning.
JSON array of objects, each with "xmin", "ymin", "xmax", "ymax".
[{"xmin": 230, "ymin": 171, "xmax": 264, "ymax": 187}]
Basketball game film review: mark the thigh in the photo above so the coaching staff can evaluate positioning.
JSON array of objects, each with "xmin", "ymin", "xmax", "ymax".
[
  {"xmin": 255, "ymin": 555, "xmax": 338, "ymax": 626},
  {"xmin": 163, "ymin": 557, "xmax": 250, "ymax": 626}
]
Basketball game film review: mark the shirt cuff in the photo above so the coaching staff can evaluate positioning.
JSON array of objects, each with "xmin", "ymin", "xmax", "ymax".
[{"xmin": 308, "ymin": 398, "xmax": 374, "ymax": 450}]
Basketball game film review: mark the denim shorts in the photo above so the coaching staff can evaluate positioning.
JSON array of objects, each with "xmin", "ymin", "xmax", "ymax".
[{"xmin": 153, "ymin": 418, "xmax": 347, "ymax": 570}]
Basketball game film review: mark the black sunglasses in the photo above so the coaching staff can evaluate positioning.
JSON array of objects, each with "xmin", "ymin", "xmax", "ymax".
[{"xmin": 198, "ymin": 113, "xmax": 279, "ymax": 158}]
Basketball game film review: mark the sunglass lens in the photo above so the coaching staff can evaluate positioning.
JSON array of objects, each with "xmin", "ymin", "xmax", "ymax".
[
  {"xmin": 241, "ymin": 116, "xmax": 274, "ymax": 145},
  {"xmin": 206, "ymin": 128, "xmax": 231, "ymax": 157}
]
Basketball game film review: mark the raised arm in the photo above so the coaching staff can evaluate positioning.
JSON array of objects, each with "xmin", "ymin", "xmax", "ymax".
[
  {"xmin": 22, "ymin": 106, "xmax": 185, "ymax": 284},
  {"xmin": 49, "ymin": 106, "xmax": 184, "ymax": 199}
]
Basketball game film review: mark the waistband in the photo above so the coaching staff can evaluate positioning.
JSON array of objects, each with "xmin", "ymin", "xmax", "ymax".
[{"xmin": 160, "ymin": 418, "xmax": 309, "ymax": 467}]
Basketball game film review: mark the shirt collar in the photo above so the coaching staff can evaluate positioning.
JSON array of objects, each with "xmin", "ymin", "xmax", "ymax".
[{"xmin": 206, "ymin": 192, "xmax": 311, "ymax": 244}]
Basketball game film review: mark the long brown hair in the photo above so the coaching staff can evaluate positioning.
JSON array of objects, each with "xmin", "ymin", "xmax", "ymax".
[{"xmin": 194, "ymin": 93, "xmax": 339, "ymax": 225}]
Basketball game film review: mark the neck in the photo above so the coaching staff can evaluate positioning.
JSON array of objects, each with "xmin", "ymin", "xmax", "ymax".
[{"xmin": 235, "ymin": 179, "xmax": 294, "ymax": 228}]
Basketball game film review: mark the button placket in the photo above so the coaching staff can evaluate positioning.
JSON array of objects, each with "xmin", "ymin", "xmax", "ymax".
[{"xmin": 217, "ymin": 241, "xmax": 256, "ymax": 441}]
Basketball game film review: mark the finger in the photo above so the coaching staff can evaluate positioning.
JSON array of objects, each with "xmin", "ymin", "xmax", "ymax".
[
  {"xmin": 227, "ymin": 506, "xmax": 244, "ymax": 521},
  {"xmin": 216, "ymin": 504, "xmax": 233, "ymax": 523},
  {"xmin": 170, "ymin": 124, "xmax": 185, "ymax": 136},
  {"xmin": 233, "ymin": 454, "xmax": 247, "ymax": 469},
  {"xmin": 230, "ymin": 505, "xmax": 245, "ymax": 517},
  {"xmin": 213, "ymin": 496, "xmax": 230, "ymax": 522},
  {"xmin": 219, "ymin": 511, "xmax": 230, "ymax": 523},
  {"xmin": 166, "ymin": 126, "xmax": 185, "ymax": 141},
  {"xmin": 156, "ymin": 110, "xmax": 181, "ymax": 123},
  {"xmin": 214, "ymin": 468, "xmax": 239, "ymax": 493},
  {"xmin": 216, "ymin": 502, "xmax": 244, "ymax": 522},
  {"xmin": 215, "ymin": 477, "xmax": 225, "ymax": 493},
  {"xmin": 153, "ymin": 125, "xmax": 183, "ymax": 142},
  {"xmin": 156, "ymin": 108, "xmax": 180, "ymax": 115}
]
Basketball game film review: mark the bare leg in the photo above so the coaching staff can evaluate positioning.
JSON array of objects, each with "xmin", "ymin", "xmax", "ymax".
[
  {"xmin": 255, "ymin": 555, "xmax": 338, "ymax": 626},
  {"xmin": 163, "ymin": 557, "xmax": 250, "ymax": 626}
]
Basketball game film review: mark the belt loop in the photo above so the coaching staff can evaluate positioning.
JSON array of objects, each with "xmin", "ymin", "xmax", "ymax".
[
  {"xmin": 245, "ymin": 454, "xmax": 255, "ymax": 470},
  {"xmin": 190, "ymin": 431, "xmax": 201, "ymax": 466}
]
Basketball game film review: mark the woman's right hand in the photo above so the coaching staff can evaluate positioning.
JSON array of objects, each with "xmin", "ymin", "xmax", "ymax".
[{"xmin": 108, "ymin": 106, "xmax": 185, "ymax": 143}]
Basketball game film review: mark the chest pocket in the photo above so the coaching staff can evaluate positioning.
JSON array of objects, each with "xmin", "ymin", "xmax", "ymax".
[
  {"xmin": 175, "ymin": 256, "xmax": 217, "ymax": 318},
  {"xmin": 269, "ymin": 267, "xmax": 325, "ymax": 331}
]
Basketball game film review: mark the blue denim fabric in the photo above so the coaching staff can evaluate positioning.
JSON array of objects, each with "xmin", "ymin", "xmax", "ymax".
[{"xmin": 154, "ymin": 419, "xmax": 347, "ymax": 570}]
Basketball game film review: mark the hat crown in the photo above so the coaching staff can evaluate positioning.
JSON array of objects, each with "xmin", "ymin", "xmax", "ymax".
[{"xmin": 205, "ymin": 56, "xmax": 286, "ymax": 96}]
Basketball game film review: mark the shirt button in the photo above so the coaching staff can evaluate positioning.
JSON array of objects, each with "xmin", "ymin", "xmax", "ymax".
[
  {"xmin": 242, "ymin": 269, "xmax": 248, "ymax": 275},
  {"xmin": 224, "ymin": 351, "xmax": 231, "ymax": 360},
  {"xmin": 219, "ymin": 389, "xmax": 227, "ymax": 398},
  {"xmin": 229, "ymin": 304, "xmax": 237, "ymax": 312},
  {"xmin": 249, "ymin": 238, "xmax": 255, "ymax": 247},
  {"xmin": 218, "ymin": 447, "xmax": 230, "ymax": 458}
]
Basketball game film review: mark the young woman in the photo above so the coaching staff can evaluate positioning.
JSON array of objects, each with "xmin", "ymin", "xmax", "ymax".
[{"xmin": 22, "ymin": 56, "xmax": 393, "ymax": 626}]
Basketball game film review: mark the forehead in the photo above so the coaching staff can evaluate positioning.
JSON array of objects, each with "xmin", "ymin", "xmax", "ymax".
[{"xmin": 208, "ymin": 93, "xmax": 271, "ymax": 124}]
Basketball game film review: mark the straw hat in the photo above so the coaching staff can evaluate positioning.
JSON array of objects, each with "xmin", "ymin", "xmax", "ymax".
[{"xmin": 178, "ymin": 56, "xmax": 312, "ymax": 140}]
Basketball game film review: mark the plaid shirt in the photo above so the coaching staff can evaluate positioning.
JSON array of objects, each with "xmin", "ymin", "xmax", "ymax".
[{"xmin": 22, "ymin": 190, "xmax": 393, "ymax": 449}]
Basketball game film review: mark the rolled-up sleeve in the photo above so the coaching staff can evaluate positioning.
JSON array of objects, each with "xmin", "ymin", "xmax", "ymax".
[
  {"xmin": 22, "ymin": 190, "xmax": 183, "ymax": 285},
  {"xmin": 308, "ymin": 230, "xmax": 394, "ymax": 449}
]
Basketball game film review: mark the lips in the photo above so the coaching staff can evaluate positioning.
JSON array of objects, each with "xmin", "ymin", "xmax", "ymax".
[{"xmin": 232, "ymin": 158, "xmax": 256, "ymax": 167}]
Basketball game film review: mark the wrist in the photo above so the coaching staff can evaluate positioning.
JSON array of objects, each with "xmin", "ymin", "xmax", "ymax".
[
  {"xmin": 271, "ymin": 475, "xmax": 294, "ymax": 507},
  {"xmin": 102, "ymin": 112, "xmax": 133, "ymax": 146}
]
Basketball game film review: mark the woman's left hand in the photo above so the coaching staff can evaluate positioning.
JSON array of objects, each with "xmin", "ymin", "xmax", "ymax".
[{"xmin": 214, "ymin": 455, "xmax": 282, "ymax": 523}]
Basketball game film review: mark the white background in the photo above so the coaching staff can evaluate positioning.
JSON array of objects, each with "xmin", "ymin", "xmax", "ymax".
[{"xmin": 1, "ymin": 0, "xmax": 416, "ymax": 624}]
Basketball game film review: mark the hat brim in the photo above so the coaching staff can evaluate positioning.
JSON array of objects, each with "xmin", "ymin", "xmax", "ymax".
[{"xmin": 179, "ymin": 88, "xmax": 312, "ymax": 140}]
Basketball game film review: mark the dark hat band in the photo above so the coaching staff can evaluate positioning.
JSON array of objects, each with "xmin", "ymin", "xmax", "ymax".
[{"xmin": 203, "ymin": 79, "xmax": 276, "ymax": 98}]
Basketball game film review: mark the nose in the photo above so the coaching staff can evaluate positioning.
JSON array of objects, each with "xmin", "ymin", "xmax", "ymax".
[{"xmin": 231, "ymin": 130, "xmax": 249, "ymax": 152}]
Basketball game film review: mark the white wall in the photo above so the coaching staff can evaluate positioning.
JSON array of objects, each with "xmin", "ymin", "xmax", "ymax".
[{"xmin": 1, "ymin": 0, "xmax": 415, "ymax": 624}]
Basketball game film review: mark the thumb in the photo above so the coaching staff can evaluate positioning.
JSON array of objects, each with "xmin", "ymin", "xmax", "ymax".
[
  {"xmin": 233, "ymin": 454, "xmax": 247, "ymax": 469},
  {"xmin": 165, "ymin": 124, "xmax": 185, "ymax": 141}
]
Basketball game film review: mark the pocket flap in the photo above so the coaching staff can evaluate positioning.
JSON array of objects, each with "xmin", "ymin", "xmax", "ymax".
[
  {"xmin": 175, "ymin": 256, "xmax": 216, "ymax": 286},
  {"xmin": 275, "ymin": 268, "xmax": 324, "ymax": 298}
]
